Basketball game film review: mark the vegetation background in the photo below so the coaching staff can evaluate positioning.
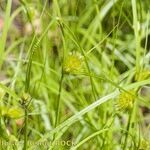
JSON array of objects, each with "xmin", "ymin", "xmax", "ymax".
[{"xmin": 0, "ymin": 0, "xmax": 150, "ymax": 149}]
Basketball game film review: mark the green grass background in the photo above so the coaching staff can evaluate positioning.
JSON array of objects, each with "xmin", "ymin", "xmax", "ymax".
[{"xmin": 0, "ymin": 0, "xmax": 150, "ymax": 149}]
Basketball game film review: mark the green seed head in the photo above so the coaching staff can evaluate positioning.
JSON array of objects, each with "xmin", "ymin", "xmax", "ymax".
[
  {"xmin": 116, "ymin": 90, "xmax": 136, "ymax": 111},
  {"xmin": 135, "ymin": 70, "xmax": 150, "ymax": 81},
  {"xmin": 0, "ymin": 106, "xmax": 24, "ymax": 119},
  {"xmin": 7, "ymin": 107, "xmax": 24, "ymax": 119},
  {"xmin": 64, "ymin": 52, "xmax": 83, "ymax": 74},
  {"xmin": 139, "ymin": 139, "xmax": 150, "ymax": 150}
]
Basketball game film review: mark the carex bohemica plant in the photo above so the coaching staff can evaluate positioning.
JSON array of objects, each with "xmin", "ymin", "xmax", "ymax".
[
  {"xmin": 139, "ymin": 139, "xmax": 150, "ymax": 150},
  {"xmin": 64, "ymin": 51, "xmax": 83, "ymax": 74},
  {"xmin": 116, "ymin": 90, "xmax": 136, "ymax": 111},
  {"xmin": 1, "ymin": 0, "xmax": 150, "ymax": 149},
  {"xmin": 135, "ymin": 69, "xmax": 150, "ymax": 81},
  {"xmin": 0, "ymin": 106, "xmax": 24, "ymax": 119},
  {"xmin": 20, "ymin": 92, "xmax": 31, "ymax": 150}
]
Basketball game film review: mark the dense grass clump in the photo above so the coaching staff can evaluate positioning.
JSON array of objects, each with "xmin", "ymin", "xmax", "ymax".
[{"xmin": 0, "ymin": 0, "xmax": 150, "ymax": 149}]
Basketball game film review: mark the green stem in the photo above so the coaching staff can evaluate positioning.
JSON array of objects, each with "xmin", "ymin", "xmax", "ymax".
[
  {"xmin": 131, "ymin": 0, "xmax": 140, "ymax": 74},
  {"xmin": 0, "ymin": 0, "xmax": 12, "ymax": 69},
  {"xmin": 123, "ymin": 94, "xmax": 137, "ymax": 150},
  {"xmin": 54, "ymin": 73, "xmax": 64, "ymax": 128},
  {"xmin": 53, "ymin": 0, "xmax": 65, "ymax": 133},
  {"xmin": 23, "ymin": 106, "xmax": 28, "ymax": 150},
  {"xmin": 123, "ymin": 110, "xmax": 132, "ymax": 150}
]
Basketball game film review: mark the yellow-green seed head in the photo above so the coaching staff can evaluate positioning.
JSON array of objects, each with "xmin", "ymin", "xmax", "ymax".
[
  {"xmin": 116, "ymin": 90, "xmax": 136, "ymax": 111},
  {"xmin": 64, "ymin": 52, "xmax": 83, "ymax": 74},
  {"xmin": 7, "ymin": 107, "xmax": 24, "ymax": 119},
  {"xmin": 139, "ymin": 139, "xmax": 150, "ymax": 150},
  {"xmin": 0, "ymin": 106, "xmax": 24, "ymax": 119},
  {"xmin": 135, "ymin": 70, "xmax": 150, "ymax": 81}
]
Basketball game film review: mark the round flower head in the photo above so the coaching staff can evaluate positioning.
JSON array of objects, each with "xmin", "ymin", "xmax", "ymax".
[
  {"xmin": 7, "ymin": 107, "xmax": 24, "ymax": 119},
  {"xmin": 116, "ymin": 90, "xmax": 136, "ymax": 111},
  {"xmin": 135, "ymin": 70, "xmax": 150, "ymax": 81},
  {"xmin": 139, "ymin": 139, "xmax": 150, "ymax": 150},
  {"xmin": 64, "ymin": 52, "xmax": 83, "ymax": 74},
  {"xmin": 0, "ymin": 106, "xmax": 24, "ymax": 119}
]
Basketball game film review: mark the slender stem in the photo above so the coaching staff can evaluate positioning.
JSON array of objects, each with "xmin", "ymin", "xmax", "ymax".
[
  {"xmin": 0, "ymin": 0, "xmax": 12, "ymax": 69},
  {"xmin": 53, "ymin": 0, "xmax": 65, "ymax": 133},
  {"xmin": 54, "ymin": 73, "xmax": 64, "ymax": 128},
  {"xmin": 23, "ymin": 106, "xmax": 28, "ymax": 150},
  {"xmin": 132, "ymin": 0, "xmax": 140, "ymax": 74},
  {"xmin": 52, "ymin": 71, "xmax": 64, "ymax": 145},
  {"xmin": 123, "ymin": 110, "xmax": 132, "ymax": 150}
]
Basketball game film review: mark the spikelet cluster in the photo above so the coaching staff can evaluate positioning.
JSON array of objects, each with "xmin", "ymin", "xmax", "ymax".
[
  {"xmin": 0, "ymin": 106, "xmax": 24, "ymax": 119},
  {"xmin": 116, "ymin": 90, "xmax": 136, "ymax": 111},
  {"xmin": 64, "ymin": 52, "xmax": 83, "ymax": 74},
  {"xmin": 139, "ymin": 139, "xmax": 150, "ymax": 150},
  {"xmin": 135, "ymin": 70, "xmax": 150, "ymax": 81}
]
